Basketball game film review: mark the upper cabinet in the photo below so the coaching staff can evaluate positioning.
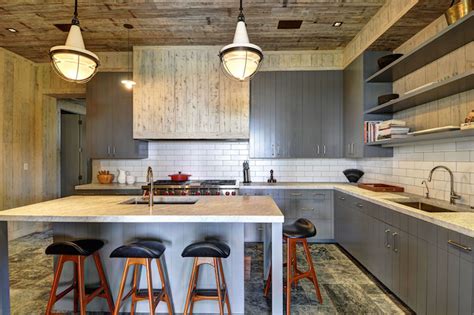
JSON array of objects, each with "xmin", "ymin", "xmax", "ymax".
[
  {"xmin": 86, "ymin": 72, "xmax": 148, "ymax": 159},
  {"xmin": 250, "ymin": 71, "xmax": 343, "ymax": 159},
  {"xmin": 133, "ymin": 46, "xmax": 249, "ymax": 140}
]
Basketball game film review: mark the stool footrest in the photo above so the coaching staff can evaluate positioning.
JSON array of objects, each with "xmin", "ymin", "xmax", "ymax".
[
  {"xmin": 135, "ymin": 288, "xmax": 163, "ymax": 298},
  {"xmin": 193, "ymin": 288, "xmax": 226, "ymax": 299}
]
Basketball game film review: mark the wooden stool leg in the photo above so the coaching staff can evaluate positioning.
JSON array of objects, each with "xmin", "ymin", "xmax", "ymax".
[
  {"xmin": 145, "ymin": 258, "xmax": 156, "ymax": 314},
  {"xmin": 286, "ymin": 239, "xmax": 293, "ymax": 315},
  {"xmin": 183, "ymin": 258, "xmax": 198, "ymax": 315},
  {"xmin": 218, "ymin": 258, "xmax": 231, "ymax": 314},
  {"xmin": 114, "ymin": 258, "xmax": 131, "ymax": 315},
  {"xmin": 302, "ymin": 240, "xmax": 323, "ymax": 304},
  {"xmin": 156, "ymin": 258, "xmax": 173, "ymax": 315},
  {"xmin": 263, "ymin": 266, "xmax": 271, "ymax": 297},
  {"xmin": 93, "ymin": 252, "xmax": 115, "ymax": 312},
  {"xmin": 130, "ymin": 265, "xmax": 140, "ymax": 315},
  {"xmin": 213, "ymin": 258, "xmax": 225, "ymax": 315},
  {"xmin": 77, "ymin": 256, "xmax": 87, "ymax": 315},
  {"xmin": 46, "ymin": 256, "xmax": 65, "ymax": 314}
]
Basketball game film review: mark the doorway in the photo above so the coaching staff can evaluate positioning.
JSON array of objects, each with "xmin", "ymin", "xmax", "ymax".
[{"xmin": 59, "ymin": 99, "xmax": 87, "ymax": 197}]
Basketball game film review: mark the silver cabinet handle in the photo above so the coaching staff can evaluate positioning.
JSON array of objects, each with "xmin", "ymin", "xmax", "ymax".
[
  {"xmin": 385, "ymin": 229, "xmax": 391, "ymax": 248},
  {"xmin": 301, "ymin": 208, "xmax": 315, "ymax": 211},
  {"xmin": 323, "ymin": 145, "xmax": 326, "ymax": 155},
  {"xmin": 272, "ymin": 144, "xmax": 275, "ymax": 157},
  {"xmin": 392, "ymin": 232, "xmax": 399, "ymax": 252},
  {"xmin": 312, "ymin": 193, "xmax": 326, "ymax": 197},
  {"xmin": 356, "ymin": 203, "xmax": 364, "ymax": 208},
  {"xmin": 107, "ymin": 145, "xmax": 111, "ymax": 156},
  {"xmin": 448, "ymin": 240, "xmax": 472, "ymax": 252},
  {"xmin": 351, "ymin": 143, "xmax": 354, "ymax": 155},
  {"xmin": 317, "ymin": 145, "xmax": 320, "ymax": 155},
  {"xmin": 277, "ymin": 144, "xmax": 281, "ymax": 156},
  {"xmin": 113, "ymin": 146, "xmax": 116, "ymax": 156},
  {"xmin": 338, "ymin": 196, "xmax": 345, "ymax": 200},
  {"xmin": 290, "ymin": 193, "xmax": 303, "ymax": 196}
]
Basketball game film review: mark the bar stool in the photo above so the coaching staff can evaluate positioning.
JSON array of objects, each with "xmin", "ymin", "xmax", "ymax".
[
  {"xmin": 45, "ymin": 239, "xmax": 115, "ymax": 315},
  {"xmin": 110, "ymin": 240, "xmax": 173, "ymax": 315},
  {"xmin": 264, "ymin": 218, "xmax": 323, "ymax": 313},
  {"xmin": 182, "ymin": 240, "xmax": 231, "ymax": 315}
]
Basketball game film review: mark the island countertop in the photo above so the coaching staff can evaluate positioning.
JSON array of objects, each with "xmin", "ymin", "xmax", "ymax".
[{"xmin": 0, "ymin": 195, "xmax": 284, "ymax": 223}]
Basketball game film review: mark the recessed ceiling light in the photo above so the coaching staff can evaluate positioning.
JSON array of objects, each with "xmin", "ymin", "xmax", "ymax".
[
  {"xmin": 332, "ymin": 21, "xmax": 343, "ymax": 27},
  {"xmin": 6, "ymin": 28, "xmax": 18, "ymax": 33}
]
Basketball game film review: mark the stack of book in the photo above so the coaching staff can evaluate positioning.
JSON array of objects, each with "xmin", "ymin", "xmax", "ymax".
[
  {"xmin": 364, "ymin": 121, "xmax": 382, "ymax": 143},
  {"xmin": 377, "ymin": 120, "xmax": 410, "ymax": 141}
]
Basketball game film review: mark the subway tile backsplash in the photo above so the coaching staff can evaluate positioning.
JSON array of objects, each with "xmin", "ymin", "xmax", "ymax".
[
  {"xmin": 94, "ymin": 139, "xmax": 474, "ymax": 207},
  {"xmin": 94, "ymin": 141, "xmax": 357, "ymax": 184}
]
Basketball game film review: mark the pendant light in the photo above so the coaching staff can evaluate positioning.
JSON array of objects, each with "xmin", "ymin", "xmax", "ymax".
[
  {"xmin": 49, "ymin": 0, "xmax": 100, "ymax": 83},
  {"xmin": 121, "ymin": 24, "xmax": 136, "ymax": 89},
  {"xmin": 219, "ymin": 0, "xmax": 263, "ymax": 81}
]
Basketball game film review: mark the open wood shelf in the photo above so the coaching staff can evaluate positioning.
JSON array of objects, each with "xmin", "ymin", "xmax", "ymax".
[
  {"xmin": 366, "ymin": 12, "xmax": 474, "ymax": 83},
  {"xmin": 365, "ymin": 70, "xmax": 474, "ymax": 114},
  {"xmin": 365, "ymin": 129, "xmax": 474, "ymax": 147}
]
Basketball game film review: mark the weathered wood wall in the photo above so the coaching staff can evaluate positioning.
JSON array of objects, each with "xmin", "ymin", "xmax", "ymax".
[{"xmin": 393, "ymin": 16, "xmax": 474, "ymax": 130}]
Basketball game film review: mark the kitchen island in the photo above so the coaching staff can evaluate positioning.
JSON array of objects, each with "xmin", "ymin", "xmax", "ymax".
[{"xmin": 0, "ymin": 195, "xmax": 284, "ymax": 314}]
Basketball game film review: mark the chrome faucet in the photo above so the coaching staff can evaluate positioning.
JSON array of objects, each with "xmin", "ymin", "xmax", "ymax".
[
  {"xmin": 421, "ymin": 180, "xmax": 430, "ymax": 199},
  {"xmin": 147, "ymin": 166, "xmax": 154, "ymax": 209},
  {"xmin": 427, "ymin": 165, "xmax": 461, "ymax": 205}
]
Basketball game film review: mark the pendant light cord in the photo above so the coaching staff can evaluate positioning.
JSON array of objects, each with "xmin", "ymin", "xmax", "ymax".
[
  {"xmin": 71, "ymin": 0, "xmax": 80, "ymax": 25},
  {"xmin": 238, "ymin": 0, "xmax": 245, "ymax": 22}
]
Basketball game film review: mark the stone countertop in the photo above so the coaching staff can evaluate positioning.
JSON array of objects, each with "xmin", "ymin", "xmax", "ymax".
[
  {"xmin": 0, "ymin": 195, "xmax": 284, "ymax": 224},
  {"xmin": 243, "ymin": 182, "xmax": 474, "ymax": 237},
  {"xmin": 75, "ymin": 182, "xmax": 145, "ymax": 190}
]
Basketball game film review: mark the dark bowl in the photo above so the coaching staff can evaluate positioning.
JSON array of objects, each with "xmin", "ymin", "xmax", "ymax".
[
  {"xmin": 343, "ymin": 169, "xmax": 364, "ymax": 183},
  {"xmin": 378, "ymin": 93, "xmax": 399, "ymax": 105},
  {"xmin": 377, "ymin": 54, "xmax": 403, "ymax": 70}
]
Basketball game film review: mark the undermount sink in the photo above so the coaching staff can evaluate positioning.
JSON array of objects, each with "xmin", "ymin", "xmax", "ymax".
[
  {"xmin": 121, "ymin": 197, "xmax": 198, "ymax": 205},
  {"xmin": 395, "ymin": 201, "xmax": 455, "ymax": 213}
]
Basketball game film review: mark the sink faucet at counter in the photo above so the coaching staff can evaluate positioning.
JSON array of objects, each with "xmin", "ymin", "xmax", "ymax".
[
  {"xmin": 426, "ymin": 165, "xmax": 461, "ymax": 205},
  {"xmin": 147, "ymin": 166, "xmax": 154, "ymax": 209}
]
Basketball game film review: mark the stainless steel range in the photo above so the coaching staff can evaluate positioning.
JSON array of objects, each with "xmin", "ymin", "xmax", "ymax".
[{"xmin": 142, "ymin": 180, "xmax": 239, "ymax": 196}]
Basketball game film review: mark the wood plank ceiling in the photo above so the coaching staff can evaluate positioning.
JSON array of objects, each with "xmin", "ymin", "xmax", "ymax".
[{"xmin": 0, "ymin": 0, "xmax": 386, "ymax": 62}]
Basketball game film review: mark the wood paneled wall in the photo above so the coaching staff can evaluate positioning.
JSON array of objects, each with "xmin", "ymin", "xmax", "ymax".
[
  {"xmin": 392, "ymin": 16, "xmax": 474, "ymax": 130},
  {"xmin": 0, "ymin": 48, "xmax": 85, "ymax": 239},
  {"xmin": 261, "ymin": 50, "xmax": 343, "ymax": 71},
  {"xmin": 133, "ymin": 46, "xmax": 250, "ymax": 139}
]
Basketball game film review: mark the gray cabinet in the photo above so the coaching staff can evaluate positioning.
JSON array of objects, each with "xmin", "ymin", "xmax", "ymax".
[
  {"xmin": 334, "ymin": 191, "xmax": 474, "ymax": 315},
  {"xmin": 343, "ymin": 52, "xmax": 393, "ymax": 158},
  {"xmin": 86, "ymin": 72, "xmax": 148, "ymax": 159},
  {"xmin": 241, "ymin": 188, "xmax": 333, "ymax": 242},
  {"xmin": 250, "ymin": 71, "xmax": 342, "ymax": 158}
]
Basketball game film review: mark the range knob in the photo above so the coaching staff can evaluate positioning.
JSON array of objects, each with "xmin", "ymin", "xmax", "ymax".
[
  {"xmin": 169, "ymin": 191, "xmax": 175, "ymax": 196},
  {"xmin": 164, "ymin": 191, "xmax": 169, "ymax": 196},
  {"xmin": 225, "ymin": 191, "xmax": 230, "ymax": 196},
  {"xmin": 195, "ymin": 191, "xmax": 201, "ymax": 196},
  {"xmin": 181, "ymin": 191, "xmax": 187, "ymax": 196},
  {"xmin": 205, "ymin": 191, "xmax": 211, "ymax": 196},
  {"xmin": 231, "ymin": 191, "xmax": 236, "ymax": 196},
  {"xmin": 215, "ymin": 191, "xmax": 221, "ymax": 196}
]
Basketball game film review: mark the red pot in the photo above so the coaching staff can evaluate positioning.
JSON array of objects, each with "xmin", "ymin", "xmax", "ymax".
[{"xmin": 168, "ymin": 172, "xmax": 191, "ymax": 182}]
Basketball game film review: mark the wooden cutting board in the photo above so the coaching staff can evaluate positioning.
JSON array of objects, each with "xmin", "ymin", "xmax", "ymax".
[{"xmin": 357, "ymin": 183, "xmax": 404, "ymax": 192}]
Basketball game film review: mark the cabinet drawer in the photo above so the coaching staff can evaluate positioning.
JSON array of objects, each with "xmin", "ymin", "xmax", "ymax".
[{"xmin": 285, "ymin": 189, "xmax": 330, "ymax": 199}]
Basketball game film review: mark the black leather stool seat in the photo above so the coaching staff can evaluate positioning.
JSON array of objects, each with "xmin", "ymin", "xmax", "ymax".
[
  {"xmin": 45, "ymin": 239, "xmax": 104, "ymax": 256},
  {"xmin": 283, "ymin": 218, "xmax": 317, "ymax": 239},
  {"xmin": 181, "ymin": 240, "xmax": 230, "ymax": 258},
  {"xmin": 110, "ymin": 240, "xmax": 165, "ymax": 258}
]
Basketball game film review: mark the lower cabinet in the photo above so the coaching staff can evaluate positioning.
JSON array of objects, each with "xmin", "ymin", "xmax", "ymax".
[
  {"xmin": 241, "ymin": 189, "xmax": 333, "ymax": 242},
  {"xmin": 334, "ymin": 191, "xmax": 474, "ymax": 315}
]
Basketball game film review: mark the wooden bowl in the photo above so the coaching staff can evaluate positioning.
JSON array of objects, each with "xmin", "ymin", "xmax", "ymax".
[
  {"xmin": 97, "ymin": 174, "xmax": 114, "ymax": 184},
  {"xmin": 377, "ymin": 54, "xmax": 403, "ymax": 70}
]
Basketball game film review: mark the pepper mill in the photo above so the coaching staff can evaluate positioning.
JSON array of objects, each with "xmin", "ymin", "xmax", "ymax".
[
  {"xmin": 243, "ymin": 160, "xmax": 251, "ymax": 183},
  {"xmin": 267, "ymin": 169, "xmax": 277, "ymax": 183}
]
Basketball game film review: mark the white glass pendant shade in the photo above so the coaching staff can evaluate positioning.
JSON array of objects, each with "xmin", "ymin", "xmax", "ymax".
[
  {"xmin": 50, "ymin": 25, "xmax": 100, "ymax": 83},
  {"xmin": 121, "ymin": 79, "xmax": 136, "ymax": 89},
  {"xmin": 220, "ymin": 21, "xmax": 263, "ymax": 81}
]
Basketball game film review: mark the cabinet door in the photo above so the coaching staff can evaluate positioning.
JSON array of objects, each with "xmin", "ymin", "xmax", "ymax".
[
  {"xmin": 301, "ymin": 72, "xmax": 322, "ymax": 158},
  {"xmin": 321, "ymin": 71, "xmax": 343, "ymax": 158},
  {"xmin": 391, "ymin": 228, "xmax": 409, "ymax": 300},
  {"xmin": 250, "ymin": 72, "xmax": 276, "ymax": 158},
  {"xmin": 275, "ymin": 72, "xmax": 303, "ymax": 158},
  {"xmin": 86, "ymin": 73, "xmax": 114, "ymax": 158}
]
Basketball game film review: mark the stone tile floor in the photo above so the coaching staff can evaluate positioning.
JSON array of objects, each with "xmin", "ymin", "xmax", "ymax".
[{"xmin": 8, "ymin": 231, "xmax": 411, "ymax": 314}]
